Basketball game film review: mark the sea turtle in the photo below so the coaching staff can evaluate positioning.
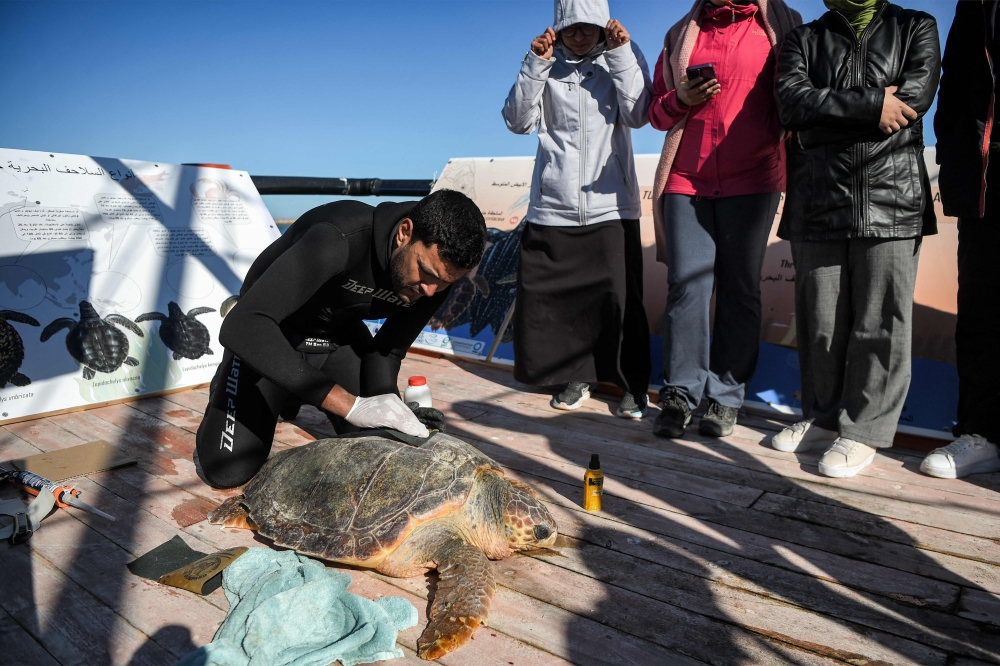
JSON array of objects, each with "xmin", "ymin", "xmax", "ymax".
[
  {"xmin": 427, "ymin": 223, "xmax": 522, "ymax": 342},
  {"xmin": 136, "ymin": 301, "xmax": 215, "ymax": 360},
  {"xmin": 0, "ymin": 311, "xmax": 40, "ymax": 388},
  {"xmin": 208, "ymin": 431, "xmax": 557, "ymax": 660},
  {"xmin": 40, "ymin": 301, "xmax": 143, "ymax": 380}
]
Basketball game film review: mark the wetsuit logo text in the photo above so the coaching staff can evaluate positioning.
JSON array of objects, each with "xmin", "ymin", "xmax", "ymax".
[
  {"xmin": 220, "ymin": 356, "xmax": 240, "ymax": 452},
  {"xmin": 341, "ymin": 279, "xmax": 411, "ymax": 307}
]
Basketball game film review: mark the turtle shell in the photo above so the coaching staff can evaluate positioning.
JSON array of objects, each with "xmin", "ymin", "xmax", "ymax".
[
  {"xmin": 68, "ymin": 318, "xmax": 130, "ymax": 373},
  {"xmin": 0, "ymin": 320, "xmax": 25, "ymax": 386},
  {"xmin": 240, "ymin": 432, "xmax": 500, "ymax": 565},
  {"xmin": 160, "ymin": 315, "xmax": 211, "ymax": 359}
]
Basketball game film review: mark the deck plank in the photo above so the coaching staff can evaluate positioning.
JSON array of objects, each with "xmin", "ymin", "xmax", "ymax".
[{"xmin": 4, "ymin": 353, "xmax": 1000, "ymax": 665}]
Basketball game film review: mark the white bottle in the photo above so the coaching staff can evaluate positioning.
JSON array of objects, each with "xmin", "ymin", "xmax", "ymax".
[{"xmin": 403, "ymin": 376, "xmax": 433, "ymax": 408}]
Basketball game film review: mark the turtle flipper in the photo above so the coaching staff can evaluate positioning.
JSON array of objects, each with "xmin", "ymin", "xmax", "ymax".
[
  {"xmin": 204, "ymin": 348, "xmax": 214, "ymax": 355},
  {"xmin": 186, "ymin": 307, "xmax": 216, "ymax": 317},
  {"xmin": 0, "ymin": 311, "xmax": 40, "ymax": 327},
  {"xmin": 135, "ymin": 312, "xmax": 166, "ymax": 323},
  {"xmin": 106, "ymin": 315, "xmax": 144, "ymax": 337},
  {"xmin": 417, "ymin": 541, "xmax": 495, "ymax": 660},
  {"xmin": 207, "ymin": 496, "xmax": 257, "ymax": 530},
  {"xmin": 124, "ymin": 357, "xmax": 139, "ymax": 367},
  {"xmin": 173, "ymin": 351, "xmax": 182, "ymax": 360},
  {"xmin": 219, "ymin": 295, "xmax": 239, "ymax": 318},
  {"xmin": 83, "ymin": 367, "xmax": 96, "ymax": 380},
  {"xmin": 9, "ymin": 373, "xmax": 30, "ymax": 387},
  {"xmin": 40, "ymin": 318, "xmax": 76, "ymax": 342}
]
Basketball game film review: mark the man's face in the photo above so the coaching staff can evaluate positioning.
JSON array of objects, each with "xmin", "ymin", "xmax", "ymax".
[{"xmin": 390, "ymin": 219, "xmax": 467, "ymax": 303}]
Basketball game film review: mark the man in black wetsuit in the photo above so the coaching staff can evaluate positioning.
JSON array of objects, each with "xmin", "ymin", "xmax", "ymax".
[{"xmin": 196, "ymin": 189, "xmax": 487, "ymax": 488}]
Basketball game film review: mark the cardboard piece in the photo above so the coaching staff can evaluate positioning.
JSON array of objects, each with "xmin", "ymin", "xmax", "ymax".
[
  {"xmin": 158, "ymin": 546, "xmax": 248, "ymax": 594},
  {"xmin": 6, "ymin": 440, "xmax": 136, "ymax": 482}
]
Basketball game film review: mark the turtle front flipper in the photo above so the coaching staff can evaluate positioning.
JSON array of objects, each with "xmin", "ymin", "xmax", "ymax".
[
  {"xmin": 186, "ymin": 307, "xmax": 216, "ymax": 317},
  {"xmin": 417, "ymin": 540, "xmax": 496, "ymax": 660},
  {"xmin": 105, "ymin": 314, "xmax": 144, "ymax": 337},
  {"xmin": 40, "ymin": 318, "xmax": 76, "ymax": 342},
  {"xmin": 0, "ymin": 311, "xmax": 40, "ymax": 327},
  {"xmin": 135, "ymin": 312, "xmax": 166, "ymax": 323}
]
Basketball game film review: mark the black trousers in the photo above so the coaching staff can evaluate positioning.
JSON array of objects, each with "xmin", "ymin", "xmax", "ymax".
[
  {"xmin": 195, "ymin": 336, "xmax": 395, "ymax": 488},
  {"xmin": 955, "ymin": 216, "xmax": 1000, "ymax": 443},
  {"xmin": 513, "ymin": 219, "xmax": 650, "ymax": 396}
]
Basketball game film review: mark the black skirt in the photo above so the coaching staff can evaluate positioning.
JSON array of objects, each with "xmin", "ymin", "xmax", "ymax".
[{"xmin": 513, "ymin": 220, "xmax": 650, "ymax": 393}]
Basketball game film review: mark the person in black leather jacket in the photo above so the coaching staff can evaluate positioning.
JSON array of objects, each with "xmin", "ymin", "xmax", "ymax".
[
  {"xmin": 920, "ymin": 0, "xmax": 1000, "ymax": 480},
  {"xmin": 769, "ymin": 1, "xmax": 940, "ymax": 478}
]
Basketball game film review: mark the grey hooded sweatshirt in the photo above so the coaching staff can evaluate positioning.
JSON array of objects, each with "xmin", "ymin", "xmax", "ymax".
[{"xmin": 502, "ymin": 0, "xmax": 652, "ymax": 227}]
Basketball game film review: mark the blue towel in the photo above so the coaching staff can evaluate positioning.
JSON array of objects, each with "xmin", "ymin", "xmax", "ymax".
[{"xmin": 175, "ymin": 547, "xmax": 417, "ymax": 666}]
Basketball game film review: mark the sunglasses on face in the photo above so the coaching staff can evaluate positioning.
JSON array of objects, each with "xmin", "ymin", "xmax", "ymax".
[{"xmin": 561, "ymin": 24, "xmax": 599, "ymax": 39}]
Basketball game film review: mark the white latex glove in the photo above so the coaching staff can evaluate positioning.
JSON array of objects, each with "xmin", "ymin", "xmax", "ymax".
[{"xmin": 345, "ymin": 394, "xmax": 430, "ymax": 438}]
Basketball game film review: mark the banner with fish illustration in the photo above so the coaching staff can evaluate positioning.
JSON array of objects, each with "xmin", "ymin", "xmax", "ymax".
[
  {"xmin": 414, "ymin": 152, "xmax": 959, "ymax": 438},
  {"xmin": 0, "ymin": 148, "xmax": 280, "ymax": 424}
]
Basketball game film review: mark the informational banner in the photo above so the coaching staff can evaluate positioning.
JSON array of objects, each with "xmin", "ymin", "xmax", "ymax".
[
  {"xmin": 0, "ymin": 148, "xmax": 280, "ymax": 424},
  {"xmin": 415, "ymin": 151, "xmax": 959, "ymax": 437}
]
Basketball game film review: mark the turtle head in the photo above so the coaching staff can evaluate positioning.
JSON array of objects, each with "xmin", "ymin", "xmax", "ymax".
[
  {"xmin": 503, "ymin": 479, "xmax": 557, "ymax": 550},
  {"xmin": 167, "ymin": 301, "xmax": 184, "ymax": 318},
  {"xmin": 79, "ymin": 301, "xmax": 99, "ymax": 319}
]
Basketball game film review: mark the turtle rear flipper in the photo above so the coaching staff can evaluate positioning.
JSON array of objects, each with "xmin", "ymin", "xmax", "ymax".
[
  {"xmin": 172, "ymin": 351, "xmax": 182, "ymax": 361},
  {"xmin": 83, "ymin": 367, "xmax": 96, "ymax": 380},
  {"xmin": 9, "ymin": 372, "xmax": 30, "ymax": 387},
  {"xmin": 40, "ymin": 318, "xmax": 76, "ymax": 342},
  {"xmin": 186, "ymin": 307, "xmax": 216, "ymax": 317},
  {"xmin": 417, "ymin": 540, "xmax": 495, "ymax": 659},
  {"xmin": 124, "ymin": 357, "xmax": 139, "ymax": 367},
  {"xmin": 135, "ymin": 312, "xmax": 166, "ymax": 323},
  {"xmin": 106, "ymin": 315, "xmax": 143, "ymax": 337},
  {"xmin": 0, "ymin": 311, "xmax": 40, "ymax": 327},
  {"xmin": 208, "ymin": 496, "xmax": 257, "ymax": 530}
]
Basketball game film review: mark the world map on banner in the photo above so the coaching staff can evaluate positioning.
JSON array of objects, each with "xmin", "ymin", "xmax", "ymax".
[{"xmin": 0, "ymin": 148, "xmax": 280, "ymax": 424}]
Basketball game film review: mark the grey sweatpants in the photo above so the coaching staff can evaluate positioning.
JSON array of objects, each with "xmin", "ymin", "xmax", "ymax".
[
  {"xmin": 662, "ymin": 193, "xmax": 781, "ymax": 409},
  {"xmin": 791, "ymin": 238, "xmax": 921, "ymax": 448}
]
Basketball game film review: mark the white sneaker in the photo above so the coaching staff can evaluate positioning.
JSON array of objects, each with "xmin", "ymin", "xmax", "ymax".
[
  {"xmin": 818, "ymin": 438, "xmax": 877, "ymax": 478},
  {"xmin": 920, "ymin": 434, "xmax": 1000, "ymax": 479},
  {"xmin": 771, "ymin": 419, "xmax": 838, "ymax": 452}
]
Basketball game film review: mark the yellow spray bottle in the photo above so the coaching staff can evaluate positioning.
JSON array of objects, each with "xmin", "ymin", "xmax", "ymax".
[{"xmin": 583, "ymin": 454, "xmax": 604, "ymax": 511}]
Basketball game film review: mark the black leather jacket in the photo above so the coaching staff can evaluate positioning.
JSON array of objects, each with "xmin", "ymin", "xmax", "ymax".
[{"xmin": 774, "ymin": 3, "xmax": 940, "ymax": 241}]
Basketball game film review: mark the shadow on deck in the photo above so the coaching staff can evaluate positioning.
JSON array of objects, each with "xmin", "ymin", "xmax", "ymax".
[{"xmin": 2, "ymin": 352, "xmax": 999, "ymax": 665}]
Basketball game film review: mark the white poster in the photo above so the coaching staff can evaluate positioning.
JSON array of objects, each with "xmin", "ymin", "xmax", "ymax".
[{"xmin": 0, "ymin": 148, "xmax": 280, "ymax": 423}]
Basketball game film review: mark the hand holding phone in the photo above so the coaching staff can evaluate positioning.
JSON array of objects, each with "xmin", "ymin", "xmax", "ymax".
[{"xmin": 677, "ymin": 62, "xmax": 720, "ymax": 107}]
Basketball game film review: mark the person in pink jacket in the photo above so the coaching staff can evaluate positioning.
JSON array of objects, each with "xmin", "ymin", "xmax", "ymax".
[{"xmin": 649, "ymin": 0, "xmax": 800, "ymax": 439}]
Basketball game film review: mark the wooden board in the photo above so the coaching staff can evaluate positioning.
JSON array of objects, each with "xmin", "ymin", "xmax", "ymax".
[{"xmin": 1, "ymin": 352, "xmax": 998, "ymax": 665}]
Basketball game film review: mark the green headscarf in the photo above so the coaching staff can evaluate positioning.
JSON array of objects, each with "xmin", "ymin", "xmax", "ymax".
[{"xmin": 824, "ymin": 0, "xmax": 886, "ymax": 36}]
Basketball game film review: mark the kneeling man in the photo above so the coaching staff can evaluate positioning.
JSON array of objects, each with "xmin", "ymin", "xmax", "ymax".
[{"xmin": 196, "ymin": 189, "xmax": 487, "ymax": 488}]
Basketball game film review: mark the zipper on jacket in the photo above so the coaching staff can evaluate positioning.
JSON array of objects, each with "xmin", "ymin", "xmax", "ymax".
[
  {"xmin": 579, "ymin": 64, "xmax": 587, "ymax": 225},
  {"xmin": 838, "ymin": 4, "xmax": 885, "ymax": 236}
]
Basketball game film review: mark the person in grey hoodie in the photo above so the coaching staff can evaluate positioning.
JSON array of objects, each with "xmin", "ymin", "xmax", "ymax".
[{"xmin": 503, "ymin": 0, "xmax": 652, "ymax": 419}]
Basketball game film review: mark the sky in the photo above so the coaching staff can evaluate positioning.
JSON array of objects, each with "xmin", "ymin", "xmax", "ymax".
[{"xmin": 1, "ymin": 0, "xmax": 956, "ymax": 219}]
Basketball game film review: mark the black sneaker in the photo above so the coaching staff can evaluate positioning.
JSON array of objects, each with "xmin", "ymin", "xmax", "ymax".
[
  {"xmin": 699, "ymin": 400, "xmax": 738, "ymax": 437},
  {"xmin": 551, "ymin": 382, "xmax": 590, "ymax": 411},
  {"xmin": 616, "ymin": 392, "xmax": 648, "ymax": 420},
  {"xmin": 654, "ymin": 387, "xmax": 692, "ymax": 438}
]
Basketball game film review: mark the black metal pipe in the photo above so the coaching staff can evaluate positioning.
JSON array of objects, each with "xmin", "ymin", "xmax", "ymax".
[{"xmin": 249, "ymin": 176, "xmax": 434, "ymax": 197}]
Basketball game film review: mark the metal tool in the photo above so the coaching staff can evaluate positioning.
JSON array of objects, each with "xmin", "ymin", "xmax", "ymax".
[{"xmin": 0, "ymin": 468, "xmax": 115, "ymax": 521}]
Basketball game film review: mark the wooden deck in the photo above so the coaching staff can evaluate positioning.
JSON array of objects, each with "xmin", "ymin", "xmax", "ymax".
[{"xmin": 2, "ymin": 353, "xmax": 1000, "ymax": 666}]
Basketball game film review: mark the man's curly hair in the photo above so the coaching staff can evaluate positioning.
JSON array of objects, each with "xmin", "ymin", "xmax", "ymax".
[{"xmin": 409, "ymin": 189, "xmax": 487, "ymax": 270}]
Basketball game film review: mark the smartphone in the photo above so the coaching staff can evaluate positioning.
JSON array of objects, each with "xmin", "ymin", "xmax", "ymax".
[{"xmin": 685, "ymin": 63, "xmax": 717, "ymax": 83}]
